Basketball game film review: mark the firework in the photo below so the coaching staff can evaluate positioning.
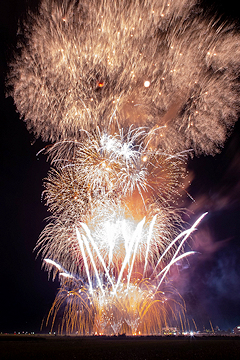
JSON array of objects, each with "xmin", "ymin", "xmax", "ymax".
[
  {"xmin": 42, "ymin": 213, "xmax": 205, "ymax": 335},
  {"xmin": 8, "ymin": 0, "xmax": 240, "ymax": 154},
  {"xmin": 46, "ymin": 280, "xmax": 185, "ymax": 335},
  {"xmin": 8, "ymin": 0, "xmax": 240, "ymax": 335},
  {"xmin": 42, "ymin": 129, "xmax": 188, "ymax": 217}
]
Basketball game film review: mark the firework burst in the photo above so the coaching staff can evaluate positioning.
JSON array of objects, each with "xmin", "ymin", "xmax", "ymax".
[
  {"xmin": 8, "ymin": 0, "xmax": 240, "ymax": 335},
  {"xmin": 8, "ymin": 0, "xmax": 239, "ymax": 154}
]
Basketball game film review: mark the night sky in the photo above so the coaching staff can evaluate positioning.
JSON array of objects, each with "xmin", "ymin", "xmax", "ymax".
[{"xmin": 1, "ymin": 0, "xmax": 240, "ymax": 334}]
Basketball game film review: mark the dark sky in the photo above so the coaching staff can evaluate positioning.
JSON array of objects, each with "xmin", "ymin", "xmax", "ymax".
[{"xmin": 0, "ymin": 0, "xmax": 240, "ymax": 333}]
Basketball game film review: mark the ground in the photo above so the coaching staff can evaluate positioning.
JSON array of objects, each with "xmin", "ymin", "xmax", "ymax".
[{"xmin": 1, "ymin": 335, "xmax": 240, "ymax": 360}]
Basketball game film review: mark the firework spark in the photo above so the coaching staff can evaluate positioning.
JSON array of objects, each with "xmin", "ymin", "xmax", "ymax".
[{"xmin": 8, "ymin": 0, "xmax": 240, "ymax": 335}]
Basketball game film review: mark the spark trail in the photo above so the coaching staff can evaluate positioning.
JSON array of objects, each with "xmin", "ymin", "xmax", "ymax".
[{"xmin": 8, "ymin": 0, "xmax": 240, "ymax": 334}]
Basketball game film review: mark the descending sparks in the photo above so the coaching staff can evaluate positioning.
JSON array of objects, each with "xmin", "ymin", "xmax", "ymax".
[{"xmin": 9, "ymin": 0, "xmax": 239, "ymax": 335}]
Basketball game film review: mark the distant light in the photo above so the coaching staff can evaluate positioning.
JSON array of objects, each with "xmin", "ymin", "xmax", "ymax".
[
  {"xmin": 142, "ymin": 156, "xmax": 148, "ymax": 162},
  {"xmin": 144, "ymin": 80, "xmax": 150, "ymax": 88}
]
